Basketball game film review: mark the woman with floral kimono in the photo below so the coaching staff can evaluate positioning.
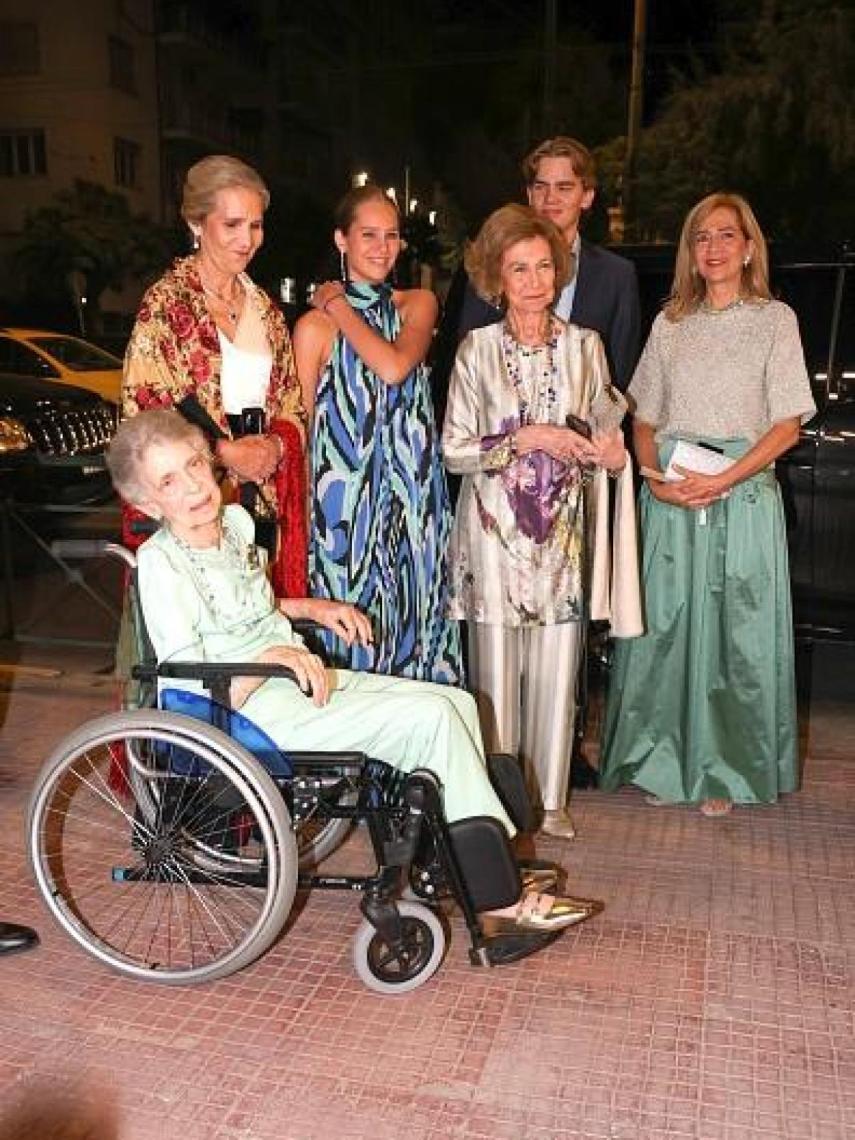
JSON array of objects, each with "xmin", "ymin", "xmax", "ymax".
[{"xmin": 122, "ymin": 155, "xmax": 307, "ymax": 597}]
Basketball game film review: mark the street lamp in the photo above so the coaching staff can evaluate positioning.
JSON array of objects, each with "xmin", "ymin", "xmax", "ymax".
[
  {"xmin": 409, "ymin": 198, "xmax": 418, "ymax": 215},
  {"xmin": 352, "ymin": 171, "xmax": 369, "ymax": 188}
]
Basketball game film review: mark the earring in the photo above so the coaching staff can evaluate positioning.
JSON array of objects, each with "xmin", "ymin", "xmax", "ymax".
[
  {"xmin": 191, "ymin": 230, "xmax": 200, "ymax": 252},
  {"xmin": 339, "ymin": 250, "xmax": 347, "ymax": 282},
  {"xmin": 743, "ymin": 256, "xmax": 751, "ymax": 268}
]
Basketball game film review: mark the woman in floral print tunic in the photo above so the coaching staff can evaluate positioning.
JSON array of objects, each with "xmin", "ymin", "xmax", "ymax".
[
  {"xmin": 443, "ymin": 205, "xmax": 640, "ymax": 839},
  {"xmin": 122, "ymin": 155, "xmax": 307, "ymax": 597}
]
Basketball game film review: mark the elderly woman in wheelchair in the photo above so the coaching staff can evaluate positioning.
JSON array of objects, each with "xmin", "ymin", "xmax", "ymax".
[{"xmin": 27, "ymin": 409, "xmax": 602, "ymax": 993}]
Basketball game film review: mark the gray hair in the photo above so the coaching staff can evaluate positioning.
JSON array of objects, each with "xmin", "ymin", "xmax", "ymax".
[{"xmin": 107, "ymin": 410, "xmax": 206, "ymax": 504}]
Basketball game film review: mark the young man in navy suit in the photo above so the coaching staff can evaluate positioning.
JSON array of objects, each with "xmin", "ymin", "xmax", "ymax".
[{"xmin": 455, "ymin": 136, "xmax": 641, "ymax": 392}]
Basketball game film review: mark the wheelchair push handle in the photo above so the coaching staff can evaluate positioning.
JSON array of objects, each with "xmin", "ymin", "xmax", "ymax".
[{"xmin": 51, "ymin": 539, "xmax": 136, "ymax": 568}]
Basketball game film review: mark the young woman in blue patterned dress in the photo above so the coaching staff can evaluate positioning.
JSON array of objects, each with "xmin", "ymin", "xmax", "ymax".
[{"xmin": 294, "ymin": 185, "xmax": 462, "ymax": 684}]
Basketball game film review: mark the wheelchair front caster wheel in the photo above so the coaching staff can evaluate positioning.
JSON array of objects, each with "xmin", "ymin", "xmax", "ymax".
[{"xmin": 351, "ymin": 901, "xmax": 446, "ymax": 994}]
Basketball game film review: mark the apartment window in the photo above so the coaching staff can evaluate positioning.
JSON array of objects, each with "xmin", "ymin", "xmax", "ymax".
[
  {"xmin": 0, "ymin": 130, "xmax": 46, "ymax": 177},
  {"xmin": 0, "ymin": 22, "xmax": 40, "ymax": 76},
  {"xmin": 109, "ymin": 35, "xmax": 136, "ymax": 94},
  {"xmin": 114, "ymin": 137, "xmax": 140, "ymax": 188}
]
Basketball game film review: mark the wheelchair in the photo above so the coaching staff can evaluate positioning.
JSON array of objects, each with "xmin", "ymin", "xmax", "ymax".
[{"xmin": 27, "ymin": 541, "xmax": 562, "ymax": 995}]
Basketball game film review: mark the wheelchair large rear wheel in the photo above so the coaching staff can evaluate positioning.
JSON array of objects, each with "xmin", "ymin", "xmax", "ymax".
[
  {"xmin": 351, "ymin": 901, "xmax": 446, "ymax": 995},
  {"xmin": 28, "ymin": 710, "xmax": 297, "ymax": 985}
]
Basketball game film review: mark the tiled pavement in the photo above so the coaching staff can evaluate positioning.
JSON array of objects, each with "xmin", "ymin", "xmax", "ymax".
[{"xmin": 0, "ymin": 637, "xmax": 853, "ymax": 1140}]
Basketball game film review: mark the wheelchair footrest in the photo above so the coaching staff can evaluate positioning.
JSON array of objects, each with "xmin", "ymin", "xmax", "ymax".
[{"xmin": 474, "ymin": 929, "xmax": 561, "ymax": 967}]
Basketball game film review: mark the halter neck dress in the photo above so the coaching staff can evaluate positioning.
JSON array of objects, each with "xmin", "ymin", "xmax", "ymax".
[{"xmin": 309, "ymin": 281, "xmax": 462, "ymax": 683}]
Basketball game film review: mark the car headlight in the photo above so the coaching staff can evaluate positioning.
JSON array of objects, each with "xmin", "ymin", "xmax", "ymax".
[{"xmin": 0, "ymin": 416, "xmax": 33, "ymax": 453}]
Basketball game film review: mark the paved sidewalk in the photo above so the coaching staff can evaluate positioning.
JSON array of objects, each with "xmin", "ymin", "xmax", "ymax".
[{"xmin": 0, "ymin": 640, "xmax": 852, "ymax": 1139}]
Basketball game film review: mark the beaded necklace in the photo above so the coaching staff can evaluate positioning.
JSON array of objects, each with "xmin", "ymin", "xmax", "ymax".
[
  {"xmin": 167, "ymin": 517, "xmax": 263, "ymax": 629},
  {"xmin": 500, "ymin": 319, "xmax": 561, "ymax": 426}
]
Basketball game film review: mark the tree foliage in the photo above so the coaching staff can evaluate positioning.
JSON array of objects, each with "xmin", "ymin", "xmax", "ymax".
[
  {"xmin": 599, "ymin": 0, "xmax": 855, "ymax": 242},
  {"xmin": 14, "ymin": 181, "xmax": 177, "ymax": 327}
]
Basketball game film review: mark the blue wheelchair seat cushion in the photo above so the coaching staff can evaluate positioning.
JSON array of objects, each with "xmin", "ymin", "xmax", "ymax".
[{"xmin": 159, "ymin": 688, "xmax": 293, "ymax": 777}]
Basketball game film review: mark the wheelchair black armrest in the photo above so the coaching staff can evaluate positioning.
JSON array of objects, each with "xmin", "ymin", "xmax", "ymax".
[
  {"xmin": 160, "ymin": 661, "xmax": 300, "ymax": 683},
  {"xmin": 133, "ymin": 660, "xmax": 300, "ymax": 684},
  {"xmin": 290, "ymin": 619, "xmax": 323, "ymax": 635},
  {"xmin": 132, "ymin": 660, "xmax": 301, "ymax": 710}
]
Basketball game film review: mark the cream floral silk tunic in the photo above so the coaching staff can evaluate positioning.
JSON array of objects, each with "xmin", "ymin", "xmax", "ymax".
[{"xmin": 443, "ymin": 321, "xmax": 626, "ymax": 627}]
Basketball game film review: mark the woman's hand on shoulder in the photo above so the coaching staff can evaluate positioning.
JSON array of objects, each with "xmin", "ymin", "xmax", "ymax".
[
  {"xmin": 310, "ymin": 281, "xmax": 349, "ymax": 318},
  {"xmin": 255, "ymin": 644, "xmax": 330, "ymax": 707}
]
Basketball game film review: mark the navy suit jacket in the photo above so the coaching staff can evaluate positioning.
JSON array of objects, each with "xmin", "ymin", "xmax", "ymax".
[{"xmin": 455, "ymin": 239, "xmax": 642, "ymax": 392}]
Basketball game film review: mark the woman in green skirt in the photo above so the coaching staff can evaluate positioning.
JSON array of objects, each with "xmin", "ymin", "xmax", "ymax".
[{"xmin": 600, "ymin": 192, "xmax": 815, "ymax": 817}]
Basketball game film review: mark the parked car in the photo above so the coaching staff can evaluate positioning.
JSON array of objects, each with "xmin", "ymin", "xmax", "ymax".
[
  {"xmin": 620, "ymin": 242, "xmax": 855, "ymax": 642},
  {"xmin": 0, "ymin": 328, "xmax": 122, "ymax": 403},
  {"xmin": 0, "ymin": 371, "xmax": 116, "ymax": 506}
]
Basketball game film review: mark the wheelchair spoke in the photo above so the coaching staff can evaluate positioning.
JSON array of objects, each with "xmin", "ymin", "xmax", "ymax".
[{"xmin": 29, "ymin": 716, "xmax": 295, "ymax": 981}]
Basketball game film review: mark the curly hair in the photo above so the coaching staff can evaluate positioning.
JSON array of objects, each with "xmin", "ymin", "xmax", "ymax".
[
  {"xmin": 107, "ymin": 410, "xmax": 208, "ymax": 505},
  {"xmin": 464, "ymin": 204, "xmax": 573, "ymax": 306}
]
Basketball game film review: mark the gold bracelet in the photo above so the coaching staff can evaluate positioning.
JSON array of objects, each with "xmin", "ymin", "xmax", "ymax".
[{"xmin": 483, "ymin": 432, "xmax": 517, "ymax": 471}]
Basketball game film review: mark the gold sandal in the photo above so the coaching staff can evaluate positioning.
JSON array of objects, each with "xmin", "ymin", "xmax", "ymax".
[{"xmin": 482, "ymin": 891, "xmax": 603, "ymax": 935}]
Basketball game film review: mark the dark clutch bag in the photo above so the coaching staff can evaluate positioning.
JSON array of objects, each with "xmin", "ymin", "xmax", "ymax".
[{"xmin": 565, "ymin": 413, "xmax": 592, "ymax": 440}]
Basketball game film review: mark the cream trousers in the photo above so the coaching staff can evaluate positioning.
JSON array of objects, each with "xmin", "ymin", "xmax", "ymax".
[{"xmin": 467, "ymin": 622, "xmax": 583, "ymax": 812}]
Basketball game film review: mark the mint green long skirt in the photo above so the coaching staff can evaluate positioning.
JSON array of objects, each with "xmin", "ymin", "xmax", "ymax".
[{"xmin": 600, "ymin": 439, "xmax": 798, "ymax": 804}]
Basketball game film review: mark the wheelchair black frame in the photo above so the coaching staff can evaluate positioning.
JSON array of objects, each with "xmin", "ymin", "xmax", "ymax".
[{"xmin": 134, "ymin": 656, "xmax": 498, "ymax": 968}]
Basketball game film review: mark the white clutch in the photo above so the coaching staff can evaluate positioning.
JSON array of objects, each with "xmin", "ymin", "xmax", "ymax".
[{"xmin": 663, "ymin": 440, "xmax": 736, "ymax": 483}]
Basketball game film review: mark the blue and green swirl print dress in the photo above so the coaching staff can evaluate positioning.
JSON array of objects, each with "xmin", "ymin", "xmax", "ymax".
[{"xmin": 309, "ymin": 282, "xmax": 462, "ymax": 684}]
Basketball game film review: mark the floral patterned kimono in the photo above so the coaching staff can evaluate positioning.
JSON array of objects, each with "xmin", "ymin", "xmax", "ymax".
[{"xmin": 122, "ymin": 256, "xmax": 307, "ymax": 596}]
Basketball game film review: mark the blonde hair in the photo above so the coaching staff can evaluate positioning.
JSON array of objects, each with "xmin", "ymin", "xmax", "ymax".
[
  {"xmin": 181, "ymin": 155, "xmax": 270, "ymax": 225},
  {"xmin": 521, "ymin": 136, "xmax": 597, "ymax": 190},
  {"xmin": 107, "ymin": 410, "xmax": 207, "ymax": 504},
  {"xmin": 464, "ymin": 204, "xmax": 572, "ymax": 306},
  {"xmin": 665, "ymin": 191, "xmax": 771, "ymax": 321}
]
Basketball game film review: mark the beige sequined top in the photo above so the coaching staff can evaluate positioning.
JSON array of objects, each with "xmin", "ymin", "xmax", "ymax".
[{"xmin": 630, "ymin": 299, "xmax": 815, "ymax": 441}]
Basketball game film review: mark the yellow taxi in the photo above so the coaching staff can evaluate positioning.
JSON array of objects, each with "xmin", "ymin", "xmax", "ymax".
[{"xmin": 0, "ymin": 327, "xmax": 122, "ymax": 403}]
